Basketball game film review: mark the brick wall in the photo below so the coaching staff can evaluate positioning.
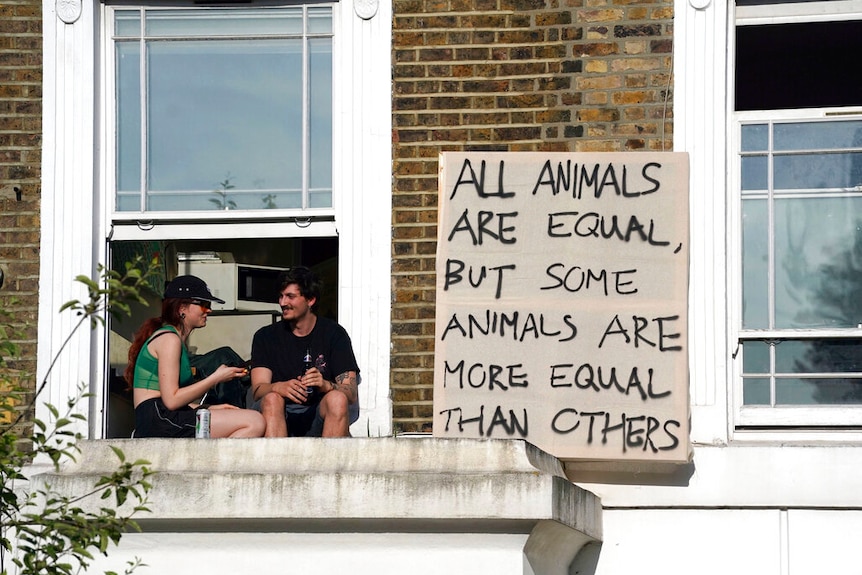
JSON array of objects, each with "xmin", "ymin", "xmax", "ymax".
[
  {"xmin": 0, "ymin": 0, "xmax": 41, "ymax": 386},
  {"xmin": 391, "ymin": 0, "xmax": 673, "ymax": 432}
]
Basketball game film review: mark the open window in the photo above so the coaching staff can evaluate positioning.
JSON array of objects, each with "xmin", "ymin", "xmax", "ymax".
[
  {"xmin": 101, "ymin": 2, "xmax": 340, "ymax": 436},
  {"xmin": 733, "ymin": 1, "xmax": 862, "ymax": 428},
  {"xmin": 105, "ymin": 236, "xmax": 338, "ymax": 437}
]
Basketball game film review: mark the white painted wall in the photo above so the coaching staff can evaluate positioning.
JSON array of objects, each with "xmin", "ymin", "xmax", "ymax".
[
  {"xmin": 87, "ymin": 533, "xmax": 533, "ymax": 575},
  {"xmin": 595, "ymin": 509, "xmax": 862, "ymax": 575}
]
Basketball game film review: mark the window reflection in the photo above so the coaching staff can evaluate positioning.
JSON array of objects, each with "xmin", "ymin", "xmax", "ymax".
[
  {"xmin": 741, "ymin": 198, "xmax": 768, "ymax": 329},
  {"xmin": 742, "ymin": 339, "xmax": 862, "ymax": 405},
  {"xmin": 776, "ymin": 377, "xmax": 862, "ymax": 405},
  {"xmin": 775, "ymin": 339, "xmax": 862, "ymax": 373},
  {"xmin": 114, "ymin": 7, "xmax": 333, "ymax": 213},
  {"xmin": 774, "ymin": 198, "xmax": 862, "ymax": 328}
]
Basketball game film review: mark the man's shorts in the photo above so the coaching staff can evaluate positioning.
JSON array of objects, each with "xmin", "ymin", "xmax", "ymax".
[
  {"xmin": 252, "ymin": 399, "xmax": 325, "ymax": 437},
  {"xmin": 134, "ymin": 397, "xmax": 196, "ymax": 438}
]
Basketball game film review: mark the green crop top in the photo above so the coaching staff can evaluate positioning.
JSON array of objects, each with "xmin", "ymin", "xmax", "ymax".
[{"xmin": 132, "ymin": 326, "xmax": 194, "ymax": 391}]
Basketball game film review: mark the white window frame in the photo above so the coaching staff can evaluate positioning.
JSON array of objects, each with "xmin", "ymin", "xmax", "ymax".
[
  {"xmin": 39, "ymin": 0, "xmax": 392, "ymax": 439},
  {"xmin": 731, "ymin": 1, "xmax": 862, "ymax": 430},
  {"xmin": 102, "ymin": 3, "xmax": 337, "ymax": 223},
  {"xmin": 96, "ymin": 2, "xmax": 343, "ymax": 438}
]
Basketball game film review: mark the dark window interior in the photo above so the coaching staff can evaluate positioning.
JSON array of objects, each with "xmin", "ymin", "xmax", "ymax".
[
  {"xmin": 106, "ymin": 236, "xmax": 339, "ymax": 438},
  {"xmin": 735, "ymin": 20, "xmax": 862, "ymax": 111}
]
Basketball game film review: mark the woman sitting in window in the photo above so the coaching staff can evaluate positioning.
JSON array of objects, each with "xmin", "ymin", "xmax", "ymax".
[{"xmin": 125, "ymin": 275, "xmax": 265, "ymax": 438}]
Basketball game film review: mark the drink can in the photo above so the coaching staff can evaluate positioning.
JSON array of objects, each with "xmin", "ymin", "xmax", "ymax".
[{"xmin": 195, "ymin": 408, "xmax": 211, "ymax": 438}]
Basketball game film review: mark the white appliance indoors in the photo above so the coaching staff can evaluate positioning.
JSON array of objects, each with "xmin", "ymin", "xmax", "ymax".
[
  {"xmin": 177, "ymin": 252, "xmax": 282, "ymax": 359},
  {"xmin": 178, "ymin": 252, "xmax": 282, "ymax": 312}
]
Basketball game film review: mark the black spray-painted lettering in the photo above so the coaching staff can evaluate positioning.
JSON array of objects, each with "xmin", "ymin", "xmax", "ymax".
[
  {"xmin": 546, "ymin": 211, "xmax": 670, "ymax": 247},
  {"xmin": 541, "ymin": 263, "xmax": 638, "ymax": 296},
  {"xmin": 447, "ymin": 209, "xmax": 519, "ymax": 246},
  {"xmin": 439, "ymin": 405, "xmax": 528, "ymax": 437},
  {"xmin": 443, "ymin": 359, "xmax": 528, "ymax": 390},
  {"xmin": 443, "ymin": 259, "xmax": 515, "ymax": 300},
  {"xmin": 550, "ymin": 408, "xmax": 680, "ymax": 453},
  {"xmin": 598, "ymin": 314, "xmax": 683, "ymax": 351},
  {"xmin": 441, "ymin": 310, "xmax": 577, "ymax": 343},
  {"xmin": 531, "ymin": 160, "xmax": 662, "ymax": 199},
  {"xmin": 449, "ymin": 159, "xmax": 515, "ymax": 199},
  {"xmin": 548, "ymin": 363, "xmax": 671, "ymax": 400}
]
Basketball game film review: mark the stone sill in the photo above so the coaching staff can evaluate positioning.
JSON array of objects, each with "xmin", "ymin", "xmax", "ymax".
[{"xmin": 36, "ymin": 437, "xmax": 601, "ymax": 539}]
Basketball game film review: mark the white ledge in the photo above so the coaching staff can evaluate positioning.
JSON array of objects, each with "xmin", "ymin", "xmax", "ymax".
[{"xmin": 36, "ymin": 438, "xmax": 602, "ymax": 536}]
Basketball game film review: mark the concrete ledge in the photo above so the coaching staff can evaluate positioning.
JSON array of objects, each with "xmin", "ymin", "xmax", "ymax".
[
  {"xmin": 35, "ymin": 438, "xmax": 602, "ymax": 575},
  {"xmin": 38, "ymin": 438, "xmax": 601, "ymax": 535},
  {"xmin": 56, "ymin": 437, "xmax": 566, "ymax": 475}
]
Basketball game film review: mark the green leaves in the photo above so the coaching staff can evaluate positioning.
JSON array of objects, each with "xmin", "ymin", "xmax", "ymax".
[
  {"xmin": 0, "ymin": 258, "xmax": 160, "ymax": 575},
  {"xmin": 3, "ymin": 382, "xmax": 154, "ymax": 575},
  {"xmin": 59, "ymin": 258, "xmax": 160, "ymax": 328}
]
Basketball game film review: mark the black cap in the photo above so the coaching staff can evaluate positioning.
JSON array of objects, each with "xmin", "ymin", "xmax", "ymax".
[{"xmin": 163, "ymin": 275, "xmax": 226, "ymax": 304}]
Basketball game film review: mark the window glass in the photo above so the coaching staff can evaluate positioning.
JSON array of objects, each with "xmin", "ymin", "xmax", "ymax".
[
  {"xmin": 742, "ymin": 340, "xmax": 862, "ymax": 406},
  {"xmin": 740, "ymin": 156, "xmax": 767, "ymax": 191},
  {"xmin": 774, "ymin": 120, "xmax": 862, "ymax": 151},
  {"xmin": 774, "ymin": 339, "xmax": 862, "ymax": 373},
  {"xmin": 738, "ymin": 118, "xmax": 862, "ymax": 410},
  {"xmin": 113, "ymin": 6, "xmax": 332, "ymax": 213},
  {"xmin": 739, "ymin": 120, "xmax": 862, "ymax": 332},
  {"xmin": 142, "ymin": 8, "xmax": 304, "ymax": 36},
  {"xmin": 774, "ymin": 196, "xmax": 862, "ymax": 329},
  {"xmin": 741, "ymin": 123, "xmax": 768, "ymax": 152},
  {"xmin": 775, "ymin": 377, "xmax": 862, "ymax": 405},
  {"xmin": 741, "ymin": 197, "xmax": 768, "ymax": 329},
  {"xmin": 116, "ymin": 42, "xmax": 141, "ymax": 198},
  {"xmin": 742, "ymin": 376, "xmax": 770, "ymax": 405},
  {"xmin": 308, "ymin": 37, "xmax": 333, "ymax": 207},
  {"xmin": 742, "ymin": 340, "xmax": 770, "ymax": 373}
]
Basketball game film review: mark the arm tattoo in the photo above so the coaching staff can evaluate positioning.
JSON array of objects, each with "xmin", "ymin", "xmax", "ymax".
[{"xmin": 332, "ymin": 371, "xmax": 358, "ymax": 403}]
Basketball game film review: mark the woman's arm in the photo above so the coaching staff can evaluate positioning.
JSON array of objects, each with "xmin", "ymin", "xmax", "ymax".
[{"xmin": 153, "ymin": 333, "xmax": 245, "ymax": 410}]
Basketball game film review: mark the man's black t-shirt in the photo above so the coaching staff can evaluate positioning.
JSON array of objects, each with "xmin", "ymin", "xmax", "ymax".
[{"xmin": 251, "ymin": 316, "xmax": 360, "ymax": 414}]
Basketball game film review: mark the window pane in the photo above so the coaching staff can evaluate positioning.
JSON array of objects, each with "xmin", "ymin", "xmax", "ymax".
[
  {"xmin": 308, "ymin": 37, "xmax": 332, "ymax": 200},
  {"xmin": 114, "ymin": 6, "xmax": 333, "ymax": 213},
  {"xmin": 743, "ymin": 377, "xmax": 770, "ymax": 405},
  {"xmin": 146, "ymin": 40, "xmax": 303, "ymax": 211},
  {"xmin": 774, "ymin": 197, "xmax": 862, "ymax": 328},
  {"xmin": 742, "ymin": 198, "xmax": 768, "ymax": 328},
  {"xmin": 742, "ymin": 340, "xmax": 770, "ymax": 373},
  {"xmin": 774, "ymin": 121, "xmax": 862, "ymax": 152},
  {"xmin": 307, "ymin": 6, "xmax": 332, "ymax": 33},
  {"xmin": 776, "ymin": 339, "xmax": 862, "ymax": 374},
  {"xmin": 774, "ymin": 153, "xmax": 862, "ymax": 190},
  {"xmin": 775, "ymin": 377, "xmax": 862, "ymax": 405},
  {"xmin": 741, "ymin": 155, "xmax": 767, "ymax": 191},
  {"xmin": 115, "ymin": 10, "xmax": 141, "ymax": 37},
  {"xmin": 145, "ymin": 8, "xmax": 303, "ymax": 37},
  {"xmin": 116, "ymin": 42, "xmax": 141, "ymax": 206},
  {"xmin": 741, "ymin": 123, "xmax": 767, "ymax": 152}
]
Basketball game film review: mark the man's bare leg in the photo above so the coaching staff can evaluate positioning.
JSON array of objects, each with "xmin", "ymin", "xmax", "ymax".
[
  {"xmin": 320, "ymin": 390, "xmax": 350, "ymax": 437},
  {"xmin": 260, "ymin": 392, "xmax": 288, "ymax": 437}
]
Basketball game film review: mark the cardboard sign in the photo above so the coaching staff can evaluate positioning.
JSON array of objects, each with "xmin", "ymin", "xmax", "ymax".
[{"xmin": 433, "ymin": 152, "xmax": 690, "ymax": 463}]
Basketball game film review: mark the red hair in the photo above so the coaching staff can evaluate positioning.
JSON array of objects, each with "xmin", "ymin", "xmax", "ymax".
[{"xmin": 123, "ymin": 298, "xmax": 190, "ymax": 388}]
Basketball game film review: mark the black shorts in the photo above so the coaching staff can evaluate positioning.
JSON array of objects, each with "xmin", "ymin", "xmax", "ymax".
[
  {"xmin": 252, "ymin": 400, "xmax": 325, "ymax": 437},
  {"xmin": 134, "ymin": 397, "xmax": 197, "ymax": 438}
]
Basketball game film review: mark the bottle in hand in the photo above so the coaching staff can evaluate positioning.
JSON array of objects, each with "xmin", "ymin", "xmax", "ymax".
[{"xmin": 303, "ymin": 349, "xmax": 314, "ymax": 398}]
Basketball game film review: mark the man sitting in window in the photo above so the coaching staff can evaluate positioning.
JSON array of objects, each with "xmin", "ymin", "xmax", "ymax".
[{"xmin": 250, "ymin": 266, "xmax": 359, "ymax": 437}]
